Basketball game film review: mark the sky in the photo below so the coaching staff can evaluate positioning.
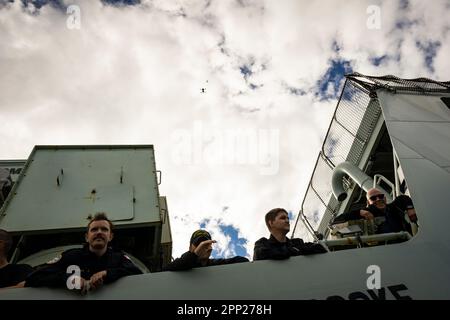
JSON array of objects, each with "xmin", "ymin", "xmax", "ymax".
[{"xmin": 0, "ymin": 0, "xmax": 449, "ymax": 260}]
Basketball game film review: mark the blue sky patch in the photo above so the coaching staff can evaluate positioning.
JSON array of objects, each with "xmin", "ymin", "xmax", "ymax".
[
  {"xmin": 249, "ymin": 83, "xmax": 260, "ymax": 90},
  {"xmin": 21, "ymin": 0, "xmax": 64, "ymax": 10},
  {"xmin": 287, "ymin": 86, "xmax": 307, "ymax": 96},
  {"xmin": 199, "ymin": 218, "xmax": 210, "ymax": 229},
  {"xmin": 399, "ymin": 0, "xmax": 409, "ymax": 10},
  {"xmin": 287, "ymin": 210, "xmax": 294, "ymax": 221},
  {"xmin": 19, "ymin": 0, "xmax": 139, "ymax": 11},
  {"xmin": 332, "ymin": 40, "xmax": 341, "ymax": 53},
  {"xmin": 315, "ymin": 59, "xmax": 353, "ymax": 101},
  {"xmin": 217, "ymin": 223, "xmax": 248, "ymax": 258},
  {"xmin": 239, "ymin": 64, "xmax": 253, "ymax": 79},
  {"xmin": 416, "ymin": 40, "xmax": 441, "ymax": 73},
  {"xmin": 102, "ymin": 0, "xmax": 140, "ymax": 6},
  {"xmin": 395, "ymin": 18, "xmax": 419, "ymax": 30},
  {"xmin": 341, "ymin": 81, "xmax": 354, "ymax": 101},
  {"xmin": 324, "ymin": 135, "xmax": 339, "ymax": 160},
  {"xmin": 369, "ymin": 54, "xmax": 388, "ymax": 66},
  {"xmin": 197, "ymin": 218, "xmax": 248, "ymax": 258},
  {"xmin": 312, "ymin": 210, "xmax": 320, "ymax": 224}
]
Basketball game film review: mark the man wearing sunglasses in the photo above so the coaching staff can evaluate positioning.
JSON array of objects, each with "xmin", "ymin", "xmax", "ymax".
[
  {"xmin": 163, "ymin": 229, "xmax": 248, "ymax": 271},
  {"xmin": 335, "ymin": 188, "xmax": 417, "ymax": 234}
]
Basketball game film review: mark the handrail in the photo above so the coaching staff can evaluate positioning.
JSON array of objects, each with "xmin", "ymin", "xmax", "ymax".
[
  {"xmin": 332, "ymin": 162, "xmax": 393, "ymax": 203},
  {"xmin": 319, "ymin": 231, "xmax": 411, "ymax": 250},
  {"xmin": 373, "ymin": 174, "xmax": 395, "ymax": 200}
]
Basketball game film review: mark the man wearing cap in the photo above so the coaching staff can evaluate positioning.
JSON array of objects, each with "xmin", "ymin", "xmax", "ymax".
[
  {"xmin": 163, "ymin": 230, "xmax": 249, "ymax": 271},
  {"xmin": 254, "ymin": 208, "xmax": 327, "ymax": 261},
  {"xmin": 333, "ymin": 188, "xmax": 417, "ymax": 234}
]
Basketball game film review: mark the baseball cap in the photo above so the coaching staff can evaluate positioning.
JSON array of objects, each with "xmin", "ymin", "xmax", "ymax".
[{"xmin": 190, "ymin": 230, "xmax": 211, "ymax": 246}]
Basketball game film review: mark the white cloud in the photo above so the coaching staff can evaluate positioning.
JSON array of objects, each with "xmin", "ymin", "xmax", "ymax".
[{"xmin": 0, "ymin": 0, "xmax": 448, "ymax": 260}]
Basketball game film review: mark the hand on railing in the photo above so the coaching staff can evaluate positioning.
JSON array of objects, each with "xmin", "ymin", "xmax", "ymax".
[{"xmin": 360, "ymin": 210, "xmax": 374, "ymax": 220}]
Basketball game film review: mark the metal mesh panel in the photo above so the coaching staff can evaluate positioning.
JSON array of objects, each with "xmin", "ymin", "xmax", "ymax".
[
  {"xmin": 317, "ymin": 195, "xmax": 340, "ymax": 234},
  {"xmin": 292, "ymin": 154, "xmax": 339, "ymax": 240},
  {"xmin": 292, "ymin": 73, "xmax": 450, "ymax": 240},
  {"xmin": 292, "ymin": 77, "xmax": 382, "ymax": 240},
  {"xmin": 347, "ymin": 73, "xmax": 450, "ymax": 94},
  {"xmin": 322, "ymin": 121, "xmax": 356, "ymax": 165},
  {"xmin": 322, "ymin": 80, "xmax": 378, "ymax": 166}
]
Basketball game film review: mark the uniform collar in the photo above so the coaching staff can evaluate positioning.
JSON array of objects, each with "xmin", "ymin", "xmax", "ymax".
[
  {"xmin": 82, "ymin": 245, "xmax": 113, "ymax": 258},
  {"xmin": 269, "ymin": 234, "xmax": 290, "ymax": 244}
]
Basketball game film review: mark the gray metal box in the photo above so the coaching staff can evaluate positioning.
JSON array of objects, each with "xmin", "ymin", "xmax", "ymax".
[{"xmin": 0, "ymin": 145, "xmax": 161, "ymax": 233}]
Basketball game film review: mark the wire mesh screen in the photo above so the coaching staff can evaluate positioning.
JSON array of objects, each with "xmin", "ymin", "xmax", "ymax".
[
  {"xmin": 293, "ymin": 154, "xmax": 340, "ymax": 242},
  {"xmin": 292, "ymin": 73, "xmax": 450, "ymax": 241},
  {"xmin": 347, "ymin": 73, "xmax": 450, "ymax": 94},
  {"xmin": 302, "ymin": 155, "xmax": 336, "ymax": 228},
  {"xmin": 322, "ymin": 80, "xmax": 378, "ymax": 166},
  {"xmin": 292, "ymin": 77, "xmax": 381, "ymax": 240}
]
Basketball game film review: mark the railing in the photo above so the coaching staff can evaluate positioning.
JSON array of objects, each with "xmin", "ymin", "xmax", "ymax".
[{"xmin": 319, "ymin": 231, "xmax": 411, "ymax": 251}]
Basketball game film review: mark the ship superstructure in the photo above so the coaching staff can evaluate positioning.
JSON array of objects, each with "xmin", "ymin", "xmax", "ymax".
[{"xmin": 1, "ymin": 74, "xmax": 449, "ymax": 299}]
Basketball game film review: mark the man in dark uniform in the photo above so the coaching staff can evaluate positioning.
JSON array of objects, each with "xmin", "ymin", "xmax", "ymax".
[
  {"xmin": 253, "ymin": 208, "xmax": 327, "ymax": 261},
  {"xmin": 333, "ymin": 188, "xmax": 418, "ymax": 235},
  {"xmin": 0, "ymin": 229, "xmax": 34, "ymax": 288},
  {"xmin": 163, "ymin": 229, "xmax": 248, "ymax": 271},
  {"xmin": 25, "ymin": 213, "xmax": 142, "ymax": 292}
]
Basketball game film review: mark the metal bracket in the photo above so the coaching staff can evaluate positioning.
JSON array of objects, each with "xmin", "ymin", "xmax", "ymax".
[
  {"xmin": 56, "ymin": 169, "xmax": 64, "ymax": 187},
  {"xmin": 156, "ymin": 170, "xmax": 162, "ymax": 185}
]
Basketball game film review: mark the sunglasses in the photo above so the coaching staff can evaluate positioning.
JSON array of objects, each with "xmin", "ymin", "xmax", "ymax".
[{"xmin": 369, "ymin": 194, "xmax": 385, "ymax": 201}]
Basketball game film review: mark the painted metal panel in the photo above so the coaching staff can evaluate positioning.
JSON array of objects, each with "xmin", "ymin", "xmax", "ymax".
[
  {"xmin": 0, "ymin": 145, "xmax": 160, "ymax": 233},
  {"xmin": 1, "ymin": 239, "xmax": 449, "ymax": 299},
  {"xmin": 377, "ymin": 91, "xmax": 450, "ymax": 245}
]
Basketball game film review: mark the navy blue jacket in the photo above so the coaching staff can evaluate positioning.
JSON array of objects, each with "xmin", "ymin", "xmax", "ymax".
[
  {"xmin": 25, "ymin": 246, "xmax": 142, "ymax": 288},
  {"xmin": 253, "ymin": 235, "xmax": 327, "ymax": 261},
  {"xmin": 334, "ymin": 195, "xmax": 415, "ymax": 234},
  {"xmin": 0, "ymin": 264, "xmax": 34, "ymax": 288},
  {"xmin": 163, "ymin": 251, "xmax": 249, "ymax": 271}
]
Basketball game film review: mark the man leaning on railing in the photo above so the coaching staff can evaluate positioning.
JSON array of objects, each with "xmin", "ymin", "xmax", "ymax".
[{"xmin": 332, "ymin": 188, "xmax": 418, "ymax": 236}]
